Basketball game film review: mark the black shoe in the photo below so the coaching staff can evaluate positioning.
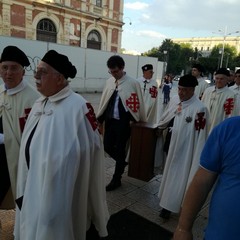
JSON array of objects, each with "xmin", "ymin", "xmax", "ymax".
[
  {"xmin": 106, "ymin": 179, "xmax": 121, "ymax": 191},
  {"xmin": 159, "ymin": 208, "xmax": 171, "ymax": 220}
]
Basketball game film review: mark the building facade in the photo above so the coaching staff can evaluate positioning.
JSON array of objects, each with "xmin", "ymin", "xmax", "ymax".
[
  {"xmin": 0, "ymin": 0, "xmax": 124, "ymax": 52},
  {"xmin": 172, "ymin": 36, "xmax": 240, "ymax": 56}
]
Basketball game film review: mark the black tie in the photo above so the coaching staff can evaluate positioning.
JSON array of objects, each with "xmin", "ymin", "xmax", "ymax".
[{"xmin": 144, "ymin": 80, "xmax": 147, "ymax": 93}]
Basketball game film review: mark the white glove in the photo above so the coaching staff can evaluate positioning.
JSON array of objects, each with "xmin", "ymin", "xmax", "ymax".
[{"xmin": 0, "ymin": 133, "xmax": 4, "ymax": 144}]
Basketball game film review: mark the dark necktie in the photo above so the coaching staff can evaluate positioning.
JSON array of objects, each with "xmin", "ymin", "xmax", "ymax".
[{"xmin": 144, "ymin": 80, "xmax": 148, "ymax": 93}]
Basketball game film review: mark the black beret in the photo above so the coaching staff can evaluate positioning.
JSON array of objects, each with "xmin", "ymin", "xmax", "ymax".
[
  {"xmin": 192, "ymin": 63, "xmax": 204, "ymax": 72},
  {"xmin": 179, "ymin": 75, "xmax": 198, "ymax": 87},
  {"xmin": 215, "ymin": 68, "xmax": 230, "ymax": 77},
  {"xmin": 0, "ymin": 46, "xmax": 30, "ymax": 67},
  {"xmin": 42, "ymin": 50, "xmax": 77, "ymax": 79},
  {"xmin": 235, "ymin": 69, "xmax": 240, "ymax": 74},
  {"xmin": 142, "ymin": 64, "xmax": 153, "ymax": 71}
]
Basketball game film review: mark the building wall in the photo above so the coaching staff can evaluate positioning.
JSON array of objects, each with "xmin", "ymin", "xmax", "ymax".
[
  {"xmin": 172, "ymin": 36, "xmax": 240, "ymax": 55},
  {"xmin": 0, "ymin": 35, "xmax": 164, "ymax": 92},
  {"xmin": 0, "ymin": 0, "xmax": 124, "ymax": 52}
]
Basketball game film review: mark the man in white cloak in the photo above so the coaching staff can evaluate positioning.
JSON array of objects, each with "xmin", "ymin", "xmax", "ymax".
[
  {"xmin": 14, "ymin": 50, "xmax": 109, "ymax": 240},
  {"xmin": 191, "ymin": 63, "xmax": 210, "ymax": 99},
  {"xmin": 0, "ymin": 46, "xmax": 40, "ymax": 209},
  {"xmin": 137, "ymin": 64, "xmax": 158, "ymax": 124},
  {"xmin": 97, "ymin": 55, "xmax": 146, "ymax": 191},
  {"xmin": 229, "ymin": 69, "xmax": 240, "ymax": 115},
  {"xmin": 202, "ymin": 67, "xmax": 237, "ymax": 133},
  {"xmin": 158, "ymin": 75, "xmax": 209, "ymax": 220}
]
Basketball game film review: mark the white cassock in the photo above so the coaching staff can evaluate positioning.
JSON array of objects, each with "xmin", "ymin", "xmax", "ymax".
[
  {"xmin": 14, "ymin": 86, "xmax": 109, "ymax": 240},
  {"xmin": 158, "ymin": 95, "xmax": 209, "ymax": 213},
  {"xmin": 201, "ymin": 86, "xmax": 237, "ymax": 133},
  {"xmin": 229, "ymin": 84, "xmax": 240, "ymax": 115},
  {"xmin": 137, "ymin": 77, "xmax": 158, "ymax": 123},
  {"xmin": 97, "ymin": 73, "xmax": 146, "ymax": 122},
  {"xmin": 194, "ymin": 76, "xmax": 210, "ymax": 99},
  {"xmin": 0, "ymin": 79, "xmax": 39, "ymax": 208}
]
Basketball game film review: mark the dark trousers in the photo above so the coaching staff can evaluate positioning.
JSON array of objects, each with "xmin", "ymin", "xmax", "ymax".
[{"xmin": 104, "ymin": 119, "xmax": 131, "ymax": 181}]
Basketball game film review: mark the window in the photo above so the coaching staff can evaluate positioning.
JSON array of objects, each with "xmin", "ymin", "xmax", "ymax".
[
  {"xmin": 96, "ymin": 0, "xmax": 102, "ymax": 7},
  {"xmin": 37, "ymin": 19, "xmax": 57, "ymax": 43},
  {"xmin": 87, "ymin": 30, "xmax": 101, "ymax": 50}
]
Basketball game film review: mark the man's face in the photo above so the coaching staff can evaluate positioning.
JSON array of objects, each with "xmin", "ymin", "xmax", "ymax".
[
  {"xmin": 143, "ymin": 69, "xmax": 154, "ymax": 80},
  {"xmin": 214, "ymin": 74, "xmax": 228, "ymax": 89},
  {"xmin": 178, "ymin": 86, "xmax": 194, "ymax": 102},
  {"xmin": 235, "ymin": 73, "xmax": 240, "ymax": 86},
  {"xmin": 0, "ymin": 61, "xmax": 24, "ymax": 89},
  {"xmin": 191, "ymin": 68, "xmax": 201, "ymax": 78},
  {"xmin": 34, "ymin": 61, "xmax": 61, "ymax": 97},
  {"xmin": 108, "ymin": 67, "xmax": 124, "ymax": 80}
]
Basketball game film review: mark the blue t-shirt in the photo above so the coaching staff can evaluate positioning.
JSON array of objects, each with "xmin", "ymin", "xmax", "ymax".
[{"xmin": 200, "ymin": 116, "xmax": 240, "ymax": 240}]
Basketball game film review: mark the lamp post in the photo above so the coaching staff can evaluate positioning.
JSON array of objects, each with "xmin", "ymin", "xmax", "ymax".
[
  {"xmin": 163, "ymin": 50, "xmax": 168, "ymax": 74},
  {"xmin": 160, "ymin": 50, "xmax": 168, "ymax": 87},
  {"xmin": 217, "ymin": 49, "xmax": 222, "ymax": 69},
  {"xmin": 123, "ymin": 17, "xmax": 132, "ymax": 25},
  {"xmin": 214, "ymin": 26, "xmax": 239, "ymax": 68}
]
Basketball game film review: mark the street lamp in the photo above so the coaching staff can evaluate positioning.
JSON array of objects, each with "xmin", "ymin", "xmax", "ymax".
[
  {"xmin": 217, "ymin": 49, "xmax": 222, "ymax": 69},
  {"xmin": 160, "ymin": 50, "xmax": 168, "ymax": 87},
  {"xmin": 163, "ymin": 50, "xmax": 168, "ymax": 74},
  {"xmin": 213, "ymin": 26, "xmax": 239, "ymax": 68},
  {"xmin": 123, "ymin": 17, "xmax": 132, "ymax": 25}
]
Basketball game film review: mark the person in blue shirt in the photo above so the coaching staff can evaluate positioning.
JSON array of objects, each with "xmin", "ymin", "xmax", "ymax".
[{"xmin": 173, "ymin": 116, "xmax": 240, "ymax": 240}]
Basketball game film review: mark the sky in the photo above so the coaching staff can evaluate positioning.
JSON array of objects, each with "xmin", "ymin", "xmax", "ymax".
[{"xmin": 122, "ymin": 0, "xmax": 240, "ymax": 55}]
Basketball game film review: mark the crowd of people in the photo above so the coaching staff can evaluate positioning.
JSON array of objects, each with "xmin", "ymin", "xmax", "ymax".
[{"xmin": 0, "ymin": 45, "xmax": 240, "ymax": 240}]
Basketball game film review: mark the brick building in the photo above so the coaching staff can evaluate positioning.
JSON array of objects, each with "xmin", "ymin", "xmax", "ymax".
[{"xmin": 0, "ymin": 0, "xmax": 124, "ymax": 52}]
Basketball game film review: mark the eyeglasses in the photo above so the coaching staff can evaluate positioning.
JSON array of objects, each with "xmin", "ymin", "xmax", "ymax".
[
  {"xmin": 1, "ymin": 65, "xmax": 23, "ymax": 73},
  {"xmin": 34, "ymin": 69, "xmax": 60, "ymax": 78},
  {"xmin": 108, "ymin": 69, "xmax": 121, "ymax": 75}
]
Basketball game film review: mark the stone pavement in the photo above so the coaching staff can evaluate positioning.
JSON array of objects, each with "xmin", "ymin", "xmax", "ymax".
[{"xmin": 81, "ymin": 86, "xmax": 209, "ymax": 240}]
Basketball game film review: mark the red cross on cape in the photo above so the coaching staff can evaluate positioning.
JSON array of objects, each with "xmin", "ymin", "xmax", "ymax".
[
  {"xmin": 149, "ymin": 86, "xmax": 158, "ymax": 98},
  {"xmin": 126, "ymin": 93, "xmax": 140, "ymax": 113},
  {"xmin": 195, "ymin": 112, "xmax": 206, "ymax": 131},
  {"xmin": 224, "ymin": 98, "xmax": 234, "ymax": 115}
]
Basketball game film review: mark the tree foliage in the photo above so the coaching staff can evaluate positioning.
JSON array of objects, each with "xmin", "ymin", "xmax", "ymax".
[{"xmin": 144, "ymin": 39, "xmax": 239, "ymax": 76}]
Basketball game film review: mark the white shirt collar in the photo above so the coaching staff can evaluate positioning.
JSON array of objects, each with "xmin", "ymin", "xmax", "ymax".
[{"xmin": 5, "ymin": 79, "xmax": 27, "ymax": 96}]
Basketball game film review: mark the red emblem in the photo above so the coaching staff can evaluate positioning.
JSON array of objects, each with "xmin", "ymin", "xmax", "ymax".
[
  {"xmin": 224, "ymin": 98, "xmax": 234, "ymax": 115},
  {"xmin": 126, "ymin": 93, "xmax": 140, "ymax": 112},
  {"xmin": 195, "ymin": 112, "xmax": 206, "ymax": 131},
  {"xmin": 85, "ymin": 103, "xmax": 98, "ymax": 131},
  {"xmin": 19, "ymin": 108, "xmax": 31, "ymax": 132},
  {"xmin": 149, "ymin": 86, "xmax": 158, "ymax": 98}
]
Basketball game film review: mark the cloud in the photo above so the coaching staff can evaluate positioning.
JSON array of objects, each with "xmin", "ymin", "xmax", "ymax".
[
  {"xmin": 137, "ymin": 30, "xmax": 167, "ymax": 40},
  {"xmin": 125, "ymin": 1, "xmax": 149, "ymax": 10},
  {"xmin": 138, "ymin": 0, "xmax": 240, "ymax": 34}
]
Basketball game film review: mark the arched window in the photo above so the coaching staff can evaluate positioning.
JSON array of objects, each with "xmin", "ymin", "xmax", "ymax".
[
  {"xmin": 96, "ymin": 0, "xmax": 102, "ymax": 7},
  {"xmin": 87, "ymin": 30, "xmax": 101, "ymax": 50},
  {"xmin": 37, "ymin": 19, "xmax": 57, "ymax": 43}
]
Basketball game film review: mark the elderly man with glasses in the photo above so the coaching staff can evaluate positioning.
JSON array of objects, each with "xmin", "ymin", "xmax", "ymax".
[
  {"xmin": 14, "ymin": 50, "xmax": 109, "ymax": 239},
  {"xmin": 0, "ymin": 46, "xmax": 39, "ymax": 210}
]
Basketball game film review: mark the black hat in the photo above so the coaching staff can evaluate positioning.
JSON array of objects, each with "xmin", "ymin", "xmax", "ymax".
[
  {"xmin": 142, "ymin": 64, "xmax": 153, "ymax": 71},
  {"xmin": 0, "ymin": 46, "xmax": 30, "ymax": 67},
  {"xmin": 235, "ymin": 69, "xmax": 240, "ymax": 74},
  {"xmin": 215, "ymin": 68, "xmax": 230, "ymax": 77},
  {"xmin": 192, "ymin": 63, "xmax": 204, "ymax": 73},
  {"xmin": 42, "ymin": 50, "xmax": 77, "ymax": 79},
  {"xmin": 179, "ymin": 75, "xmax": 198, "ymax": 87}
]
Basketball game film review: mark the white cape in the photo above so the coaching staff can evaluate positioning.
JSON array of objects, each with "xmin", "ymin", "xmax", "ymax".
[
  {"xmin": 15, "ymin": 86, "xmax": 109, "ymax": 240},
  {"xmin": 158, "ymin": 95, "xmax": 209, "ymax": 213}
]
